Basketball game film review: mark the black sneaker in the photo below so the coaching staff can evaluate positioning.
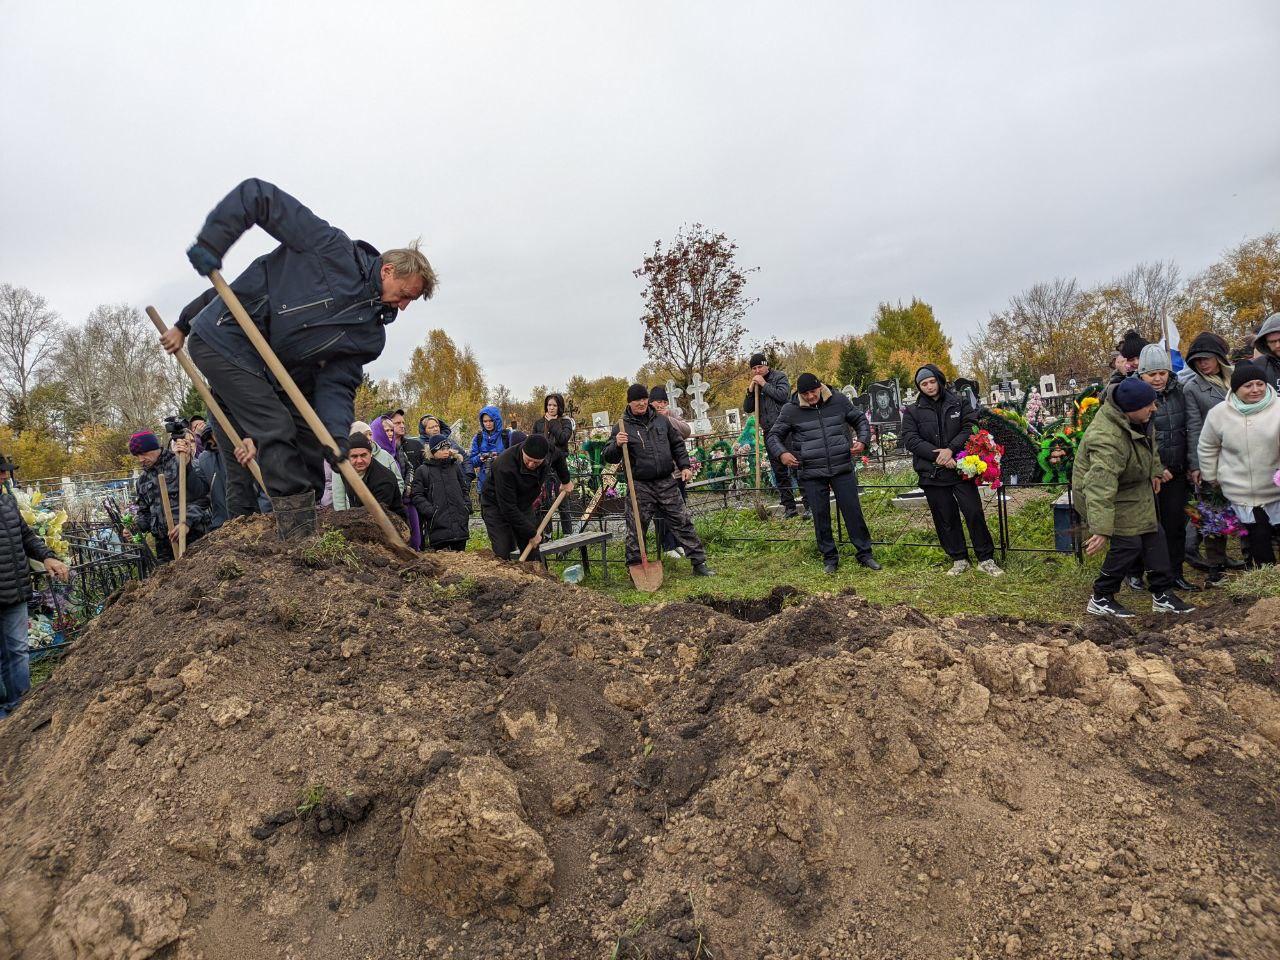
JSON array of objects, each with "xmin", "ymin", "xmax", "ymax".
[
  {"xmin": 1087, "ymin": 595, "xmax": 1135, "ymax": 618},
  {"xmin": 1152, "ymin": 593, "xmax": 1195, "ymax": 614},
  {"xmin": 1125, "ymin": 575, "xmax": 1145, "ymax": 591},
  {"xmin": 1204, "ymin": 568, "xmax": 1226, "ymax": 587},
  {"xmin": 1171, "ymin": 577, "xmax": 1200, "ymax": 592},
  {"xmin": 823, "ymin": 561, "xmax": 838, "ymax": 575},
  {"xmin": 691, "ymin": 562, "xmax": 716, "ymax": 577}
]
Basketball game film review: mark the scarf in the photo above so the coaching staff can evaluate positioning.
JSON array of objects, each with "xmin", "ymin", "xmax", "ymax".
[
  {"xmin": 1197, "ymin": 362, "xmax": 1232, "ymax": 395},
  {"xmin": 1229, "ymin": 384, "xmax": 1276, "ymax": 416}
]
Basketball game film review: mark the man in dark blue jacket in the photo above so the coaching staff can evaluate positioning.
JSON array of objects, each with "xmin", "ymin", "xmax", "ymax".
[
  {"xmin": 164, "ymin": 179, "xmax": 436, "ymax": 539},
  {"xmin": 767, "ymin": 373, "xmax": 879, "ymax": 574},
  {"xmin": 743, "ymin": 353, "xmax": 801, "ymax": 517}
]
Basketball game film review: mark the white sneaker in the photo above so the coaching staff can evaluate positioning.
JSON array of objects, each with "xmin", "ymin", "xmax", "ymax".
[
  {"xmin": 977, "ymin": 559, "xmax": 1004, "ymax": 577},
  {"xmin": 664, "ymin": 548, "xmax": 685, "ymax": 559},
  {"xmin": 946, "ymin": 560, "xmax": 970, "ymax": 576}
]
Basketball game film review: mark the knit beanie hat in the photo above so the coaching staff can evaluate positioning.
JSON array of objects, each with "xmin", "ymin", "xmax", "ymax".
[
  {"xmin": 626, "ymin": 383, "xmax": 649, "ymax": 403},
  {"xmin": 1231, "ymin": 361, "xmax": 1267, "ymax": 393},
  {"xmin": 1137, "ymin": 343, "xmax": 1171, "ymax": 375},
  {"xmin": 1113, "ymin": 377, "xmax": 1157, "ymax": 412},
  {"xmin": 796, "ymin": 372, "xmax": 821, "ymax": 392},
  {"xmin": 426, "ymin": 434, "xmax": 451, "ymax": 452},
  {"xmin": 914, "ymin": 366, "xmax": 940, "ymax": 387},
  {"xmin": 749, "ymin": 352, "xmax": 767, "ymax": 367},
  {"xmin": 1117, "ymin": 329, "xmax": 1148, "ymax": 360},
  {"xmin": 648, "ymin": 385, "xmax": 668, "ymax": 403},
  {"xmin": 522, "ymin": 434, "xmax": 550, "ymax": 459},
  {"xmin": 128, "ymin": 431, "xmax": 160, "ymax": 455},
  {"xmin": 350, "ymin": 420, "xmax": 371, "ymax": 437},
  {"xmin": 347, "ymin": 432, "xmax": 373, "ymax": 452}
]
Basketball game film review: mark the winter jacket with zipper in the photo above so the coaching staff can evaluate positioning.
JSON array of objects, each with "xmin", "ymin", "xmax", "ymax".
[
  {"xmin": 0, "ymin": 484, "xmax": 51, "ymax": 606},
  {"xmin": 195, "ymin": 449, "xmax": 228, "ymax": 529},
  {"xmin": 900, "ymin": 366, "xmax": 977, "ymax": 486},
  {"xmin": 1071, "ymin": 396, "xmax": 1163, "ymax": 538},
  {"xmin": 765, "ymin": 384, "xmax": 870, "ymax": 481},
  {"xmin": 1184, "ymin": 371, "xmax": 1230, "ymax": 472},
  {"xmin": 743, "ymin": 370, "xmax": 792, "ymax": 433},
  {"xmin": 176, "ymin": 179, "xmax": 397, "ymax": 446},
  {"xmin": 479, "ymin": 441, "xmax": 572, "ymax": 544},
  {"xmin": 1150, "ymin": 379, "xmax": 1190, "ymax": 475},
  {"xmin": 601, "ymin": 408, "xmax": 691, "ymax": 481},
  {"xmin": 135, "ymin": 449, "xmax": 211, "ymax": 541},
  {"xmin": 1253, "ymin": 313, "xmax": 1280, "ymax": 393},
  {"xmin": 532, "ymin": 416, "xmax": 574, "ymax": 460},
  {"xmin": 1198, "ymin": 390, "xmax": 1280, "ymax": 509},
  {"xmin": 410, "ymin": 455, "xmax": 472, "ymax": 546}
]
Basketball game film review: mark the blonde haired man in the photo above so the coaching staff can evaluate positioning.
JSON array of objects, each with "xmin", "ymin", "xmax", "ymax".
[{"xmin": 163, "ymin": 178, "xmax": 436, "ymax": 539}]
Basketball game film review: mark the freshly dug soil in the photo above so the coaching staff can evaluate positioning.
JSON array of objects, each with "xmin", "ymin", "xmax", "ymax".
[{"xmin": 2, "ymin": 511, "xmax": 1279, "ymax": 959}]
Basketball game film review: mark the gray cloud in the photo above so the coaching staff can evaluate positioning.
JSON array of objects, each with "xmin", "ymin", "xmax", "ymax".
[{"xmin": 2, "ymin": 0, "xmax": 1276, "ymax": 398}]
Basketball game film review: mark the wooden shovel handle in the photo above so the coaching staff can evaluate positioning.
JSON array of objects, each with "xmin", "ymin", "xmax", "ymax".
[
  {"xmin": 177, "ymin": 451, "xmax": 187, "ymax": 558},
  {"xmin": 207, "ymin": 270, "xmax": 406, "ymax": 552},
  {"xmin": 619, "ymin": 424, "xmax": 648, "ymax": 565},
  {"xmin": 518, "ymin": 485, "xmax": 571, "ymax": 561},
  {"xmin": 146, "ymin": 306, "xmax": 267, "ymax": 491}
]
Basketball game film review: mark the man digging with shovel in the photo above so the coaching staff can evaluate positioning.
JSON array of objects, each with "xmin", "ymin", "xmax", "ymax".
[
  {"xmin": 603, "ymin": 384, "xmax": 714, "ymax": 585},
  {"xmin": 479, "ymin": 434, "xmax": 574, "ymax": 561},
  {"xmin": 164, "ymin": 178, "xmax": 437, "ymax": 539}
]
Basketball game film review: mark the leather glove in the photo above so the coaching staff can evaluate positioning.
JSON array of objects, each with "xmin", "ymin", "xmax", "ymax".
[{"xmin": 186, "ymin": 241, "xmax": 222, "ymax": 277}]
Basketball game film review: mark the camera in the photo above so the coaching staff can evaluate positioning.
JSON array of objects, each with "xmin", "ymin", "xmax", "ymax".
[{"xmin": 163, "ymin": 416, "xmax": 190, "ymax": 438}]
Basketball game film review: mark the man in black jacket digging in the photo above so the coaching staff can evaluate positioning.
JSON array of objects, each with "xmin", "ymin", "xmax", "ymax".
[
  {"xmin": 768, "ymin": 373, "xmax": 880, "ymax": 574},
  {"xmin": 165, "ymin": 178, "xmax": 437, "ymax": 539},
  {"xmin": 901, "ymin": 365, "xmax": 1002, "ymax": 577},
  {"xmin": 604, "ymin": 385, "xmax": 714, "ymax": 577},
  {"xmin": 0, "ymin": 451, "xmax": 69, "ymax": 719},
  {"xmin": 743, "ymin": 353, "xmax": 802, "ymax": 518},
  {"xmin": 480, "ymin": 434, "xmax": 573, "ymax": 561}
]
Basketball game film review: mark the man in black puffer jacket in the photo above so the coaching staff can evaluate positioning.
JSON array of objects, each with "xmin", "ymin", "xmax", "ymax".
[
  {"xmin": 410, "ymin": 435, "xmax": 472, "ymax": 551},
  {"xmin": 1134, "ymin": 345, "xmax": 1197, "ymax": 590},
  {"xmin": 901, "ymin": 365, "xmax": 1001, "ymax": 576},
  {"xmin": 603, "ymin": 385, "xmax": 713, "ymax": 576},
  {"xmin": 0, "ymin": 452, "xmax": 69, "ymax": 719},
  {"xmin": 743, "ymin": 353, "xmax": 801, "ymax": 517},
  {"xmin": 768, "ymin": 373, "xmax": 879, "ymax": 574}
]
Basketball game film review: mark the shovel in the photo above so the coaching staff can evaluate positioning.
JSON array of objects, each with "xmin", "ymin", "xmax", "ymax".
[
  {"xmin": 155, "ymin": 466, "xmax": 176, "ymax": 551},
  {"xmin": 619, "ymin": 430, "xmax": 662, "ymax": 592},
  {"xmin": 206, "ymin": 270, "xmax": 411, "ymax": 557},
  {"xmin": 176, "ymin": 448, "xmax": 188, "ymax": 558},
  {"xmin": 517, "ymin": 485, "xmax": 572, "ymax": 561},
  {"xmin": 147, "ymin": 306, "xmax": 266, "ymax": 491}
]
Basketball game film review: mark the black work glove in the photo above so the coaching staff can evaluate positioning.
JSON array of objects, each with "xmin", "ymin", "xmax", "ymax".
[{"xmin": 186, "ymin": 240, "xmax": 222, "ymax": 277}]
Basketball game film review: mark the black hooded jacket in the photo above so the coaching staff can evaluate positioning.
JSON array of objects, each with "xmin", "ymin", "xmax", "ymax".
[
  {"xmin": 766, "ymin": 384, "xmax": 870, "ymax": 481},
  {"xmin": 411, "ymin": 454, "xmax": 472, "ymax": 546},
  {"xmin": 480, "ymin": 441, "xmax": 572, "ymax": 543},
  {"xmin": 602, "ymin": 407, "xmax": 690, "ymax": 481},
  {"xmin": 743, "ymin": 369, "xmax": 792, "ymax": 433},
  {"xmin": 900, "ymin": 365, "xmax": 978, "ymax": 486},
  {"xmin": 0, "ymin": 485, "xmax": 51, "ymax": 606}
]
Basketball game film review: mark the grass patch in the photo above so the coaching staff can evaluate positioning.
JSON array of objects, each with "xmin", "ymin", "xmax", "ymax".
[
  {"xmin": 1226, "ymin": 566, "xmax": 1280, "ymax": 601},
  {"xmin": 300, "ymin": 530, "xmax": 361, "ymax": 570},
  {"xmin": 296, "ymin": 784, "xmax": 327, "ymax": 817}
]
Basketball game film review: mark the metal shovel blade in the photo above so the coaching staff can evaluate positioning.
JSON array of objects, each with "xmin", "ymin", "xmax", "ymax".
[{"xmin": 628, "ymin": 558, "xmax": 664, "ymax": 592}]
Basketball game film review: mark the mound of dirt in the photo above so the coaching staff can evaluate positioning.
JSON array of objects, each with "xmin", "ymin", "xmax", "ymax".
[{"xmin": 2, "ymin": 511, "xmax": 1279, "ymax": 959}]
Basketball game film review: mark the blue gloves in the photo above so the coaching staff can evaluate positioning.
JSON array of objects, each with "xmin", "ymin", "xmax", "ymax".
[{"xmin": 186, "ymin": 241, "xmax": 222, "ymax": 277}]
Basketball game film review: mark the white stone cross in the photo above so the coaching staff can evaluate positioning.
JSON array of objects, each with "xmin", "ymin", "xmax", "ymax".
[
  {"xmin": 686, "ymin": 373, "xmax": 711, "ymax": 420},
  {"xmin": 665, "ymin": 379, "xmax": 685, "ymax": 418}
]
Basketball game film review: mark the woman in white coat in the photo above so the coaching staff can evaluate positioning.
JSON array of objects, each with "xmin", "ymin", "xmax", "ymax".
[{"xmin": 1198, "ymin": 361, "xmax": 1280, "ymax": 567}]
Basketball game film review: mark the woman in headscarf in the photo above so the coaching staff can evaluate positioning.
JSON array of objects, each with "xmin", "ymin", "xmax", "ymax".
[{"xmin": 1198, "ymin": 361, "xmax": 1280, "ymax": 567}]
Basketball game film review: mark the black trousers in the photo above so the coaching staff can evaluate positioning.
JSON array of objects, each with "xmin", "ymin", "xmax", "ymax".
[
  {"xmin": 1132, "ymin": 476, "xmax": 1188, "ymax": 579},
  {"xmin": 922, "ymin": 483, "xmax": 995, "ymax": 562},
  {"xmin": 189, "ymin": 333, "xmax": 323, "ymax": 516},
  {"xmin": 768, "ymin": 453, "xmax": 798, "ymax": 511},
  {"xmin": 1096, "ymin": 530, "xmax": 1174, "ymax": 597},
  {"xmin": 1244, "ymin": 508, "xmax": 1278, "ymax": 567},
  {"xmin": 625, "ymin": 477, "xmax": 706, "ymax": 565},
  {"xmin": 804, "ymin": 471, "xmax": 872, "ymax": 563},
  {"xmin": 480, "ymin": 506, "xmax": 529, "ymax": 561}
]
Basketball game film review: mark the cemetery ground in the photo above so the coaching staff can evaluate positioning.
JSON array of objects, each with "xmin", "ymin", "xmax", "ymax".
[{"xmin": 5, "ymin": 501, "xmax": 1280, "ymax": 958}]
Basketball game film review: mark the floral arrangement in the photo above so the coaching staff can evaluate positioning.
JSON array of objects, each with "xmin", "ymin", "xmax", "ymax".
[
  {"xmin": 1186, "ymin": 487, "xmax": 1249, "ymax": 538},
  {"xmin": 955, "ymin": 428, "xmax": 1005, "ymax": 488},
  {"xmin": 1024, "ymin": 391, "xmax": 1051, "ymax": 432},
  {"xmin": 11, "ymin": 486, "xmax": 71, "ymax": 561},
  {"xmin": 1036, "ymin": 430, "xmax": 1077, "ymax": 484},
  {"xmin": 989, "ymin": 406, "xmax": 1032, "ymax": 434},
  {"xmin": 1274, "ymin": 468, "xmax": 1280, "ymax": 488}
]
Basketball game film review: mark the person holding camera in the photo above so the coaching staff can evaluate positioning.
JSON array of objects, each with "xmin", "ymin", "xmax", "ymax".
[{"xmin": 130, "ymin": 429, "xmax": 210, "ymax": 562}]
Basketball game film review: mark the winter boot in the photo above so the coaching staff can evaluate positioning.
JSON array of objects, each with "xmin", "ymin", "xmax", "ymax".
[{"xmin": 273, "ymin": 491, "xmax": 318, "ymax": 541}]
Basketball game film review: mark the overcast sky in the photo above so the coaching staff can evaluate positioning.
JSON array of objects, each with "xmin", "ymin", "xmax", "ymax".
[{"xmin": 2, "ymin": 1, "xmax": 1277, "ymax": 397}]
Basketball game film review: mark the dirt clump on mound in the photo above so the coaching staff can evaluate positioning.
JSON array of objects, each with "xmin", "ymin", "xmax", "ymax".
[{"xmin": 1, "ymin": 511, "xmax": 1279, "ymax": 959}]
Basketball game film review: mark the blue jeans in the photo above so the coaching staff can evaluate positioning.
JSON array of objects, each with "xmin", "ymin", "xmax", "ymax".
[{"xmin": 0, "ymin": 600, "xmax": 30, "ymax": 718}]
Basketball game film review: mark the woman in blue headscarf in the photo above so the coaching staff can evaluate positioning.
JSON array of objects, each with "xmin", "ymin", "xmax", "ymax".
[{"xmin": 468, "ymin": 405, "xmax": 508, "ymax": 491}]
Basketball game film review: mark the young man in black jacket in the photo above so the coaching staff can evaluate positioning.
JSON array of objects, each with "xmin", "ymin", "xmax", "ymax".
[
  {"xmin": 901, "ymin": 365, "xmax": 1002, "ymax": 577},
  {"xmin": 604, "ymin": 385, "xmax": 713, "ymax": 576},
  {"xmin": 743, "ymin": 353, "xmax": 802, "ymax": 518},
  {"xmin": 480, "ymin": 434, "xmax": 573, "ymax": 560},
  {"xmin": 768, "ymin": 373, "xmax": 880, "ymax": 574},
  {"xmin": 164, "ymin": 178, "xmax": 437, "ymax": 539},
  {"xmin": 410, "ymin": 434, "xmax": 471, "ymax": 551},
  {"xmin": 0, "ymin": 452, "xmax": 69, "ymax": 719}
]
